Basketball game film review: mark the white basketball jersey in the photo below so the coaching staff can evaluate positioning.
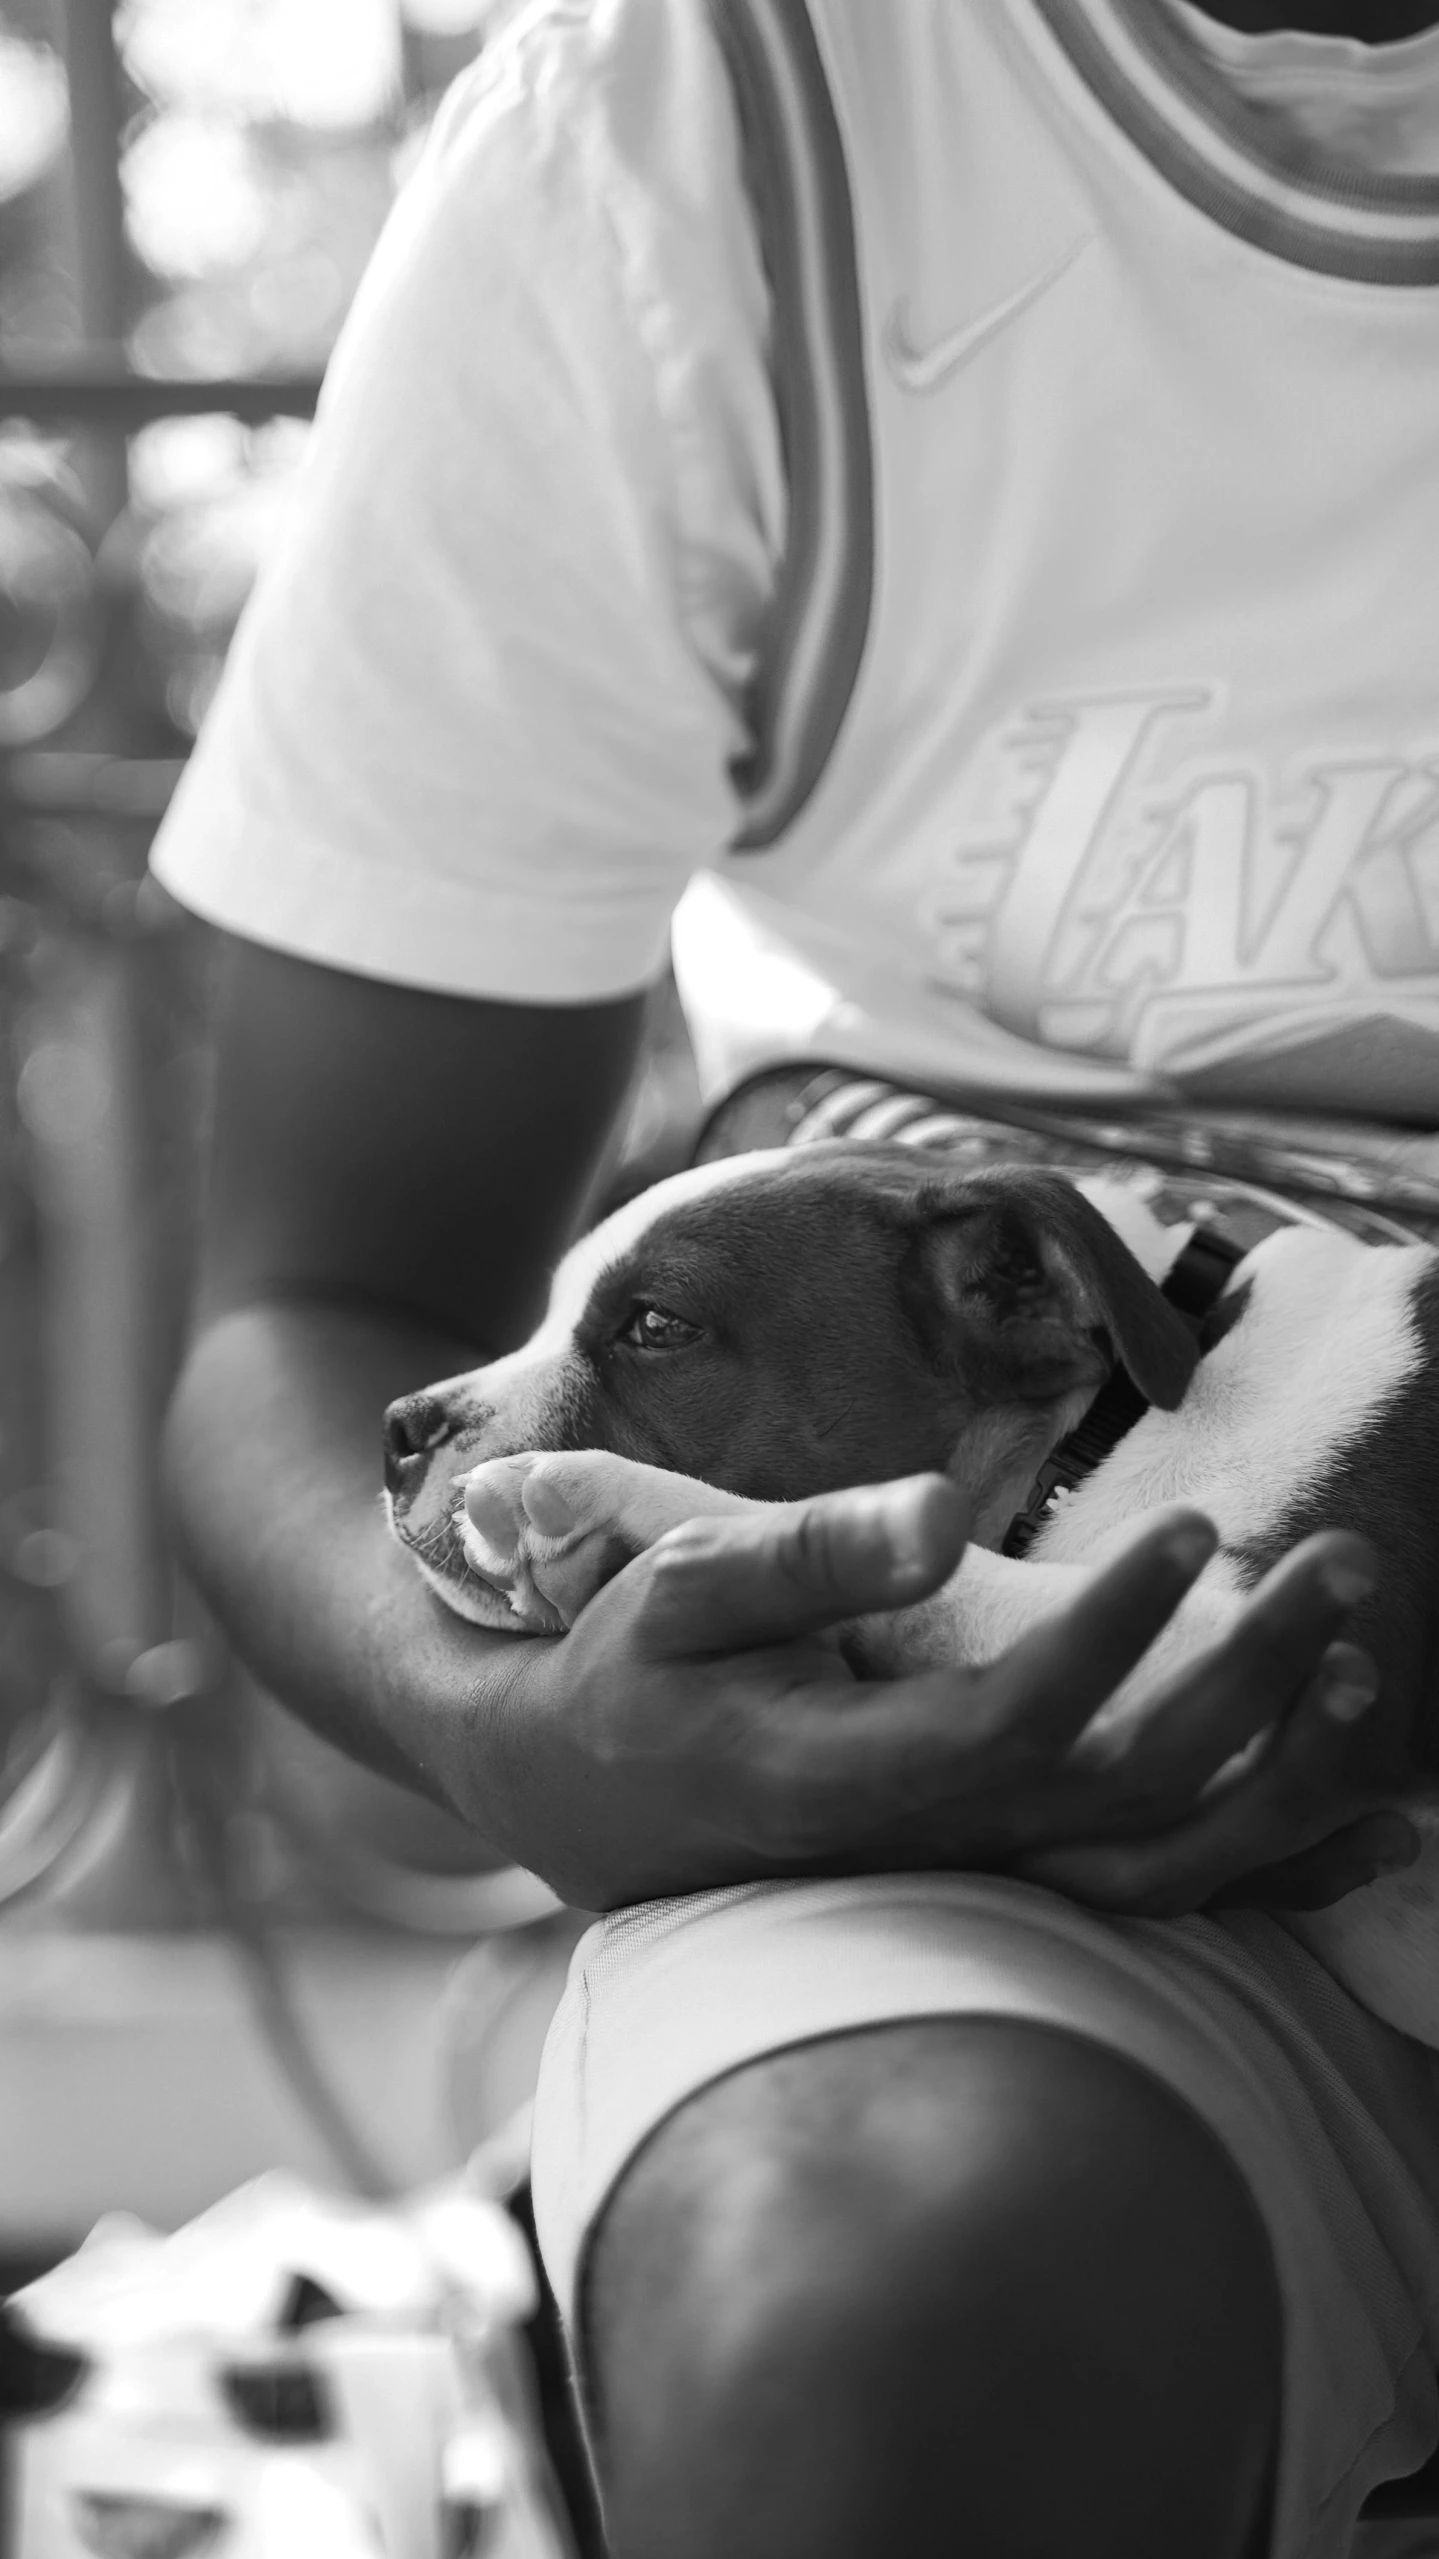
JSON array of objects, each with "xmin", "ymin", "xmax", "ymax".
[{"xmin": 675, "ymin": 0, "xmax": 1439, "ymax": 1124}]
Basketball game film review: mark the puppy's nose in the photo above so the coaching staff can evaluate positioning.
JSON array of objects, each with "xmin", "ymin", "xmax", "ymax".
[{"xmin": 383, "ymin": 1391, "xmax": 449, "ymax": 1498}]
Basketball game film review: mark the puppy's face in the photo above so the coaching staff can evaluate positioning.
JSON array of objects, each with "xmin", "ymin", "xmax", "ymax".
[{"xmin": 384, "ymin": 1146, "xmax": 1197, "ymax": 1626}]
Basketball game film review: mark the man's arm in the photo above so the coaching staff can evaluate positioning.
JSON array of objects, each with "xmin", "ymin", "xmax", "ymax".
[{"xmin": 165, "ymin": 934, "xmax": 647, "ymax": 1837}]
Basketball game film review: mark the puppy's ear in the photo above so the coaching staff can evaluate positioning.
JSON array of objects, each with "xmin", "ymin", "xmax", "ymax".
[{"xmin": 907, "ymin": 1169, "xmax": 1198, "ymax": 1410}]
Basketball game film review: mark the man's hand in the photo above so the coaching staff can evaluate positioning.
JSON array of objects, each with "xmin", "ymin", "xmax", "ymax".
[{"xmin": 457, "ymin": 1472, "xmax": 1412, "ymax": 1911}]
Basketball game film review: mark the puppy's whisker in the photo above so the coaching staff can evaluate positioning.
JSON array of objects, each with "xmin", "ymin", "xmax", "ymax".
[{"xmin": 403, "ymin": 1512, "xmax": 469, "ymax": 1575}]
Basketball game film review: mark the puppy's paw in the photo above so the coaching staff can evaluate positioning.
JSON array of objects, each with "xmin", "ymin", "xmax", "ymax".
[
  {"xmin": 460, "ymin": 1449, "xmax": 731, "ymax": 1632},
  {"xmin": 455, "ymin": 1453, "xmax": 594, "ymax": 1633}
]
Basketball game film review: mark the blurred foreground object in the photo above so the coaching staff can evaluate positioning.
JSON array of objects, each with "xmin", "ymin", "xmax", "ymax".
[{"xmin": 1, "ymin": 2167, "xmax": 575, "ymax": 2556}]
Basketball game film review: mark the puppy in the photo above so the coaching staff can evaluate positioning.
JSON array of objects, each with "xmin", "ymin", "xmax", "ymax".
[{"xmin": 384, "ymin": 1145, "xmax": 1439, "ymax": 2045}]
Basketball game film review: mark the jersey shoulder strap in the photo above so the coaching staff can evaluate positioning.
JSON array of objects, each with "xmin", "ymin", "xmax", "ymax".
[{"xmin": 703, "ymin": 0, "xmax": 875, "ymax": 852}]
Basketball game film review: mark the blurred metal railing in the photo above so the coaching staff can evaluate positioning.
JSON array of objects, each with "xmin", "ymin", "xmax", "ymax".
[
  {"xmin": 0, "ymin": 0, "xmax": 558, "ymax": 1993},
  {"xmin": 0, "ymin": 362, "xmax": 559, "ymax": 1913},
  {"xmin": 0, "ymin": 0, "xmax": 320, "ymax": 1862},
  {"xmin": 0, "ymin": 354, "xmax": 311, "ymax": 1757},
  {"xmin": 0, "ymin": 0, "xmax": 321, "ymax": 1737},
  {"xmin": 0, "ymin": 367, "xmax": 320, "ymax": 429}
]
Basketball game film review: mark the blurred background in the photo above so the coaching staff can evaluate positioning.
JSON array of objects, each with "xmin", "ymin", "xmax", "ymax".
[{"xmin": 0, "ymin": 0, "xmax": 601, "ymax": 2299}]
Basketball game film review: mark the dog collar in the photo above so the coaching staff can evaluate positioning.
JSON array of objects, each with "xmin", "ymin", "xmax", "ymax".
[{"xmin": 1001, "ymin": 1224, "xmax": 1245, "ymax": 1559}]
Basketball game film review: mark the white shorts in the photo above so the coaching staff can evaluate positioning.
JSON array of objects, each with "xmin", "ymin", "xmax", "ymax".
[{"xmin": 529, "ymin": 1874, "xmax": 1439, "ymax": 2559}]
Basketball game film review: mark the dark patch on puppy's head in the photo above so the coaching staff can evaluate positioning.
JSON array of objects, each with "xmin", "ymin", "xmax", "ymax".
[{"xmin": 902, "ymin": 1167, "xmax": 1198, "ymax": 1413}]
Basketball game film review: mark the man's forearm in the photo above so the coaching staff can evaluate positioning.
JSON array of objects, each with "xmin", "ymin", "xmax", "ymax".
[{"xmin": 164, "ymin": 1300, "xmax": 525, "ymax": 1846}]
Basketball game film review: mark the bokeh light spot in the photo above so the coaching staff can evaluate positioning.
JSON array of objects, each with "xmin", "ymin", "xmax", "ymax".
[
  {"xmin": 122, "ymin": 114, "xmax": 272, "ymax": 281},
  {"xmin": 0, "ymin": 32, "xmax": 68, "ymax": 207},
  {"xmin": 117, "ymin": 0, "xmax": 401, "ymax": 132}
]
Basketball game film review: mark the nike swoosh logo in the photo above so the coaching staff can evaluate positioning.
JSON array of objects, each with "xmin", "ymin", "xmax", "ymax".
[{"xmin": 883, "ymin": 237, "xmax": 1090, "ymax": 394}]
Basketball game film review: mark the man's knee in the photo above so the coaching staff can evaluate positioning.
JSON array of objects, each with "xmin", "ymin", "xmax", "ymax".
[{"xmin": 584, "ymin": 2017, "xmax": 1281, "ymax": 2559}]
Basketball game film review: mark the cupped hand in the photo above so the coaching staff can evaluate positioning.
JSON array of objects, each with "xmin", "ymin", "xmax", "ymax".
[
  {"xmin": 1016, "ymin": 1528, "xmax": 1418, "ymax": 1915},
  {"xmin": 477, "ymin": 1473, "xmax": 1409, "ymax": 1914}
]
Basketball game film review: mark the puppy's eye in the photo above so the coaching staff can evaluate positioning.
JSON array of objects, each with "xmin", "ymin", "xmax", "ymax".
[{"xmin": 619, "ymin": 1303, "xmax": 701, "ymax": 1352}]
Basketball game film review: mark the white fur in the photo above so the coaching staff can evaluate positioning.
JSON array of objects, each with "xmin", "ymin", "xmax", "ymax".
[{"xmin": 404, "ymin": 1541, "xmax": 516, "ymax": 1631}]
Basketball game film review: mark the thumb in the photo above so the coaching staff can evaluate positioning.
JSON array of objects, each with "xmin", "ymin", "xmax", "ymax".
[{"xmin": 636, "ymin": 1474, "xmax": 970, "ymax": 1661}]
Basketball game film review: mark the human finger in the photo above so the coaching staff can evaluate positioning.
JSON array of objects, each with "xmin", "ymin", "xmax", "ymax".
[
  {"xmin": 764, "ymin": 1509, "xmax": 1233, "ymax": 1851},
  {"xmin": 1016, "ymin": 1644, "xmax": 1388, "ymax": 1915},
  {"xmin": 1082, "ymin": 1533, "xmax": 1377, "ymax": 1817},
  {"xmin": 974, "ymin": 1507, "xmax": 1221, "ymax": 1756},
  {"xmin": 634, "ymin": 1474, "xmax": 970, "ymax": 1660},
  {"xmin": 517, "ymin": 1448, "xmax": 746, "ymax": 1545}
]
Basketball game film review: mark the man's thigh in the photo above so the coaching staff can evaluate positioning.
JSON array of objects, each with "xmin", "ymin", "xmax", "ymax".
[
  {"xmin": 582, "ymin": 2017, "xmax": 1281, "ymax": 2559},
  {"xmin": 525, "ymin": 1875, "xmax": 1439, "ymax": 2549}
]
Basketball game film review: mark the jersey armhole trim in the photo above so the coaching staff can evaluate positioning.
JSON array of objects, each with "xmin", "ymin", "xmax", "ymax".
[{"xmin": 706, "ymin": 0, "xmax": 876, "ymax": 853}]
